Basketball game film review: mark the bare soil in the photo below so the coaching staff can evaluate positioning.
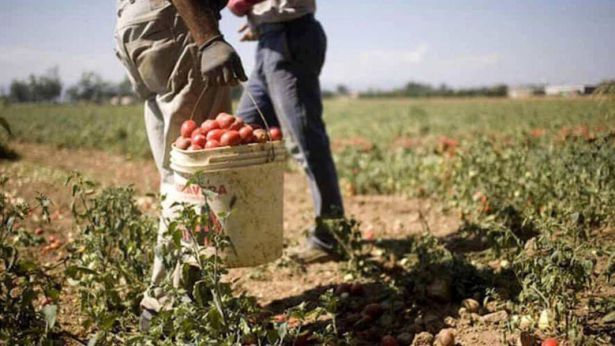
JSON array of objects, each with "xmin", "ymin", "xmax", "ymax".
[{"xmin": 1, "ymin": 142, "xmax": 514, "ymax": 345}]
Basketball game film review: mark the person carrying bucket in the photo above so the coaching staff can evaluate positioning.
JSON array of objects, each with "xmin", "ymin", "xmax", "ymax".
[
  {"xmin": 114, "ymin": 0, "xmax": 247, "ymax": 331},
  {"xmin": 228, "ymin": 0, "xmax": 347, "ymax": 262}
]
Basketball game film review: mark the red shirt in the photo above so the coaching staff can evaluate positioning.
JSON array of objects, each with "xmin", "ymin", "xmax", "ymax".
[{"xmin": 227, "ymin": 0, "xmax": 264, "ymax": 16}]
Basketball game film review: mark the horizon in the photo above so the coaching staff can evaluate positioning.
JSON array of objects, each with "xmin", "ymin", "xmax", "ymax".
[{"xmin": 1, "ymin": 0, "xmax": 615, "ymax": 92}]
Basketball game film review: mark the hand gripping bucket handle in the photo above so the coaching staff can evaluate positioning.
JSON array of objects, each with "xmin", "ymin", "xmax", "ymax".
[{"xmin": 190, "ymin": 83, "xmax": 278, "ymax": 163}]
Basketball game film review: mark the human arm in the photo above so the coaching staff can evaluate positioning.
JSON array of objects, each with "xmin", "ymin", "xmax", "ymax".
[
  {"xmin": 238, "ymin": 23, "xmax": 258, "ymax": 41},
  {"xmin": 170, "ymin": 0, "xmax": 247, "ymax": 86}
]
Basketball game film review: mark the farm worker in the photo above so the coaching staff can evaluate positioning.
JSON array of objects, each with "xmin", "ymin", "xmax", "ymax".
[
  {"xmin": 228, "ymin": 0, "xmax": 346, "ymax": 262},
  {"xmin": 114, "ymin": 0, "xmax": 247, "ymax": 331}
]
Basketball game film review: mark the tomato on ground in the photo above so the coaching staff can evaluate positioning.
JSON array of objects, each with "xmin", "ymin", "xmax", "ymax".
[{"xmin": 542, "ymin": 338, "xmax": 558, "ymax": 346}]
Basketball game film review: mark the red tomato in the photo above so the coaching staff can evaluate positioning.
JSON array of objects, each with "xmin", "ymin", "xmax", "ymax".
[
  {"xmin": 206, "ymin": 129, "xmax": 225, "ymax": 141},
  {"xmin": 191, "ymin": 132, "xmax": 207, "ymax": 147},
  {"xmin": 188, "ymin": 143, "xmax": 203, "ymax": 151},
  {"xmin": 205, "ymin": 140, "xmax": 221, "ymax": 149},
  {"xmin": 201, "ymin": 119, "xmax": 220, "ymax": 133},
  {"xmin": 216, "ymin": 113, "xmax": 235, "ymax": 129},
  {"xmin": 220, "ymin": 130, "xmax": 242, "ymax": 146},
  {"xmin": 363, "ymin": 230, "xmax": 375, "ymax": 241},
  {"xmin": 191, "ymin": 127, "xmax": 204, "ymax": 138},
  {"xmin": 334, "ymin": 283, "xmax": 352, "ymax": 295},
  {"xmin": 380, "ymin": 335, "xmax": 399, "ymax": 346},
  {"xmin": 253, "ymin": 129, "xmax": 268, "ymax": 143},
  {"xmin": 350, "ymin": 283, "xmax": 365, "ymax": 296},
  {"xmin": 362, "ymin": 303, "xmax": 383, "ymax": 318},
  {"xmin": 269, "ymin": 127, "xmax": 283, "ymax": 141},
  {"xmin": 175, "ymin": 136, "xmax": 191, "ymax": 150},
  {"xmin": 229, "ymin": 118, "xmax": 244, "ymax": 131},
  {"xmin": 542, "ymin": 338, "xmax": 558, "ymax": 346},
  {"xmin": 239, "ymin": 125, "xmax": 254, "ymax": 142},
  {"xmin": 181, "ymin": 120, "xmax": 197, "ymax": 138}
]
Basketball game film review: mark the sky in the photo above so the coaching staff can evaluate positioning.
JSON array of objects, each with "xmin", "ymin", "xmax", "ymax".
[{"xmin": 1, "ymin": 0, "xmax": 614, "ymax": 91}]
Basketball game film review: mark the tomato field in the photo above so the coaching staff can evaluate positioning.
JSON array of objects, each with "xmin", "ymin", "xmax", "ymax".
[{"xmin": 1, "ymin": 97, "xmax": 614, "ymax": 345}]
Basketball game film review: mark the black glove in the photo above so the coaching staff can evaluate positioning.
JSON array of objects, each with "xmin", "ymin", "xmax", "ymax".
[{"xmin": 199, "ymin": 36, "xmax": 248, "ymax": 87}]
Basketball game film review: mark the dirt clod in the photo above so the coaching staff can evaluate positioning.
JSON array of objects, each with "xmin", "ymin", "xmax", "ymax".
[
  {"xmin": 462, "ymin": 298, "xmax": 480, "ymax": 313},
  {"xmin": 480, "ymin": 310, "xmax": 508, "ymax": 324},
  {"xmin": 396, "ymin": 332, "xmax": 414, "ymax": 345},
  {"xmin": 411, "ymin": 331, "xmax": 434, "ymax": 346},
  {"xmin": 434, "ymin": 328, "xmax": 455, "ymax": 346},
  {"xmin": 517, "ymin": 331, "xmax": 538, "ymax": 346},
  {"xmin": 426, "ymin": 278, "xmax": 452, "ymax": 302},
  {"xmin": 363, "ymin": 303, "xmax": 384, "ymax": 319}
]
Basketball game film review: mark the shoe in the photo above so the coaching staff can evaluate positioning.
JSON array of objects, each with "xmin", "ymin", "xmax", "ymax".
[
  {"xmin": 288, "ymin": 235, "xmax": 340, "ymax": 264},
  {"xmin": 139, "ymin": 308, "xmax": 157, "ymax": 332}
]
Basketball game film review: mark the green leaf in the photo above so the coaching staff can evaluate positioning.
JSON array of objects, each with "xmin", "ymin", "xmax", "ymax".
[
  {"xmin": 45, "ymin": 287, "xmax": 61, "ymax": 300},
  {"xmin": 0, "ymin": 116, "xmax": 12, "ymax": 136},
  {"xmin": 603, "ymin": 310, "xmax": 615, "ymax": 323},
  {"xmin": 87, "ymin": 332, "xmax": 100, "ymax": 346},
  {"xmin": 100, "ymin": 313, "xmax": 118, "ymax": 330},
  {"xmin": 66, "ymin": 265, "xmax": 98, "ymax": 277},
  {"xmin": 42, "ymin": 304, "xmax": 58, "ymax": 330},
  {"xmin": 193, "ymin": 280, "xmax": 212, "ymax": 307}
]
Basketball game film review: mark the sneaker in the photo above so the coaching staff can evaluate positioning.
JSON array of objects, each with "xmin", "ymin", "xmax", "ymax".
[{"xmin": 288, "ymin": 238, "xmax": 339, "ymax": 264}]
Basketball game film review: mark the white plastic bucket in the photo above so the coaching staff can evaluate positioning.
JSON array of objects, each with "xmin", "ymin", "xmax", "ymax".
[{"xmin": 169, "ymin": 141, "xmax": 286, "ymax": 268}]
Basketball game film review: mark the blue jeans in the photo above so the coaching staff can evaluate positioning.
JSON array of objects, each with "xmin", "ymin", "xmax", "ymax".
[{"xmin": 236, "ymin": 15, "xmax": 344, "ymax": 244}]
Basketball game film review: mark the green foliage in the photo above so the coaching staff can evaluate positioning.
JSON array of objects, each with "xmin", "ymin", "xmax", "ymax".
[
  {"xmin": 2, "ymin": 98, "xmax": 614, "ymax": 344},
  {"xmin": 130, "ymin": 172, "xmax": 336, "ymax": 345},
  {"xmin": 0, "ymin": 177, "xmax": 62, "ymax": 344},
  {"xmin": 447, "ymin": 133, "xmax": 615, "ymax": 341},
  {"xmin": 360, "ymin": 81, "xmax": 508, "ymax": 98},
  {"xmin": 0, "ymin": 103, "xmax": 149, "ymax": 158},
  {"xmin": 8, "ymin": 67, "xmax": 63, "ymax": 103},
  {"xmin": 65, "ymin": 174, "xmax": 157, "ymax": 343},
  {"xmin": 65, "ymin": 72, "xmax": 129, "ymax": 103}
]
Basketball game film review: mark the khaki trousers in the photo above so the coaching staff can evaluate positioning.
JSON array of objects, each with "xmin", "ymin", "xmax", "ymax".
[{"xmin": 114, "ymin": 0, "xmax": 231, "ymax": 311}]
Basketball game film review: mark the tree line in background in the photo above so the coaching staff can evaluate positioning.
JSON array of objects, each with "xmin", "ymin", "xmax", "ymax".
[
  {"xmin": 356, "ymin": 81, "xmax": 508, "ymax": 98},
  {"xmin": 1, "ymin": 68, "xmax": 134, "ymax": 104},
  {"xmin": 2, "ymin": 68, "xmax": 614, "ymax": 104}
]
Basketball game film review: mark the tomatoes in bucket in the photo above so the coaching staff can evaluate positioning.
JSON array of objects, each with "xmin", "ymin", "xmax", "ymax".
[{"xmin": 177, "ymin": 114, "xmax": 283, "ymax": 151}]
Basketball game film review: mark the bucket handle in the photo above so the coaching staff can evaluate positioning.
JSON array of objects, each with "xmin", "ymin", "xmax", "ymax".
[
  {"xmin": 242, "ymin": 86, "xmax": 277, "ymax": 163},
  {"xmin": 190, "ymin": 84, "xmax": 277, "ymax": 163}
]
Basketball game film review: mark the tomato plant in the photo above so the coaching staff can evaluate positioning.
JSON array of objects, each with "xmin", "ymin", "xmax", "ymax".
[{"xmin": 0, "ymin": 177, "xmax": 63, "ymax": 344}]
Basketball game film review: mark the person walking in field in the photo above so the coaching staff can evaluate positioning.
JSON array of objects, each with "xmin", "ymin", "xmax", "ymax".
[
  {"xmin": 114, "ymin": 0, "xmax": 247, "ymax": 330},
  {"xmin": 228, "ymin": 0, "xmax": 346, "ymax": 262}
]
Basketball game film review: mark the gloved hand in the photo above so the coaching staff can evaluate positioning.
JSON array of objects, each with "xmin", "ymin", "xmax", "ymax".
[{"xmin": 199, "ymin": 36, "xmax": 248, "ymax": 87}]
